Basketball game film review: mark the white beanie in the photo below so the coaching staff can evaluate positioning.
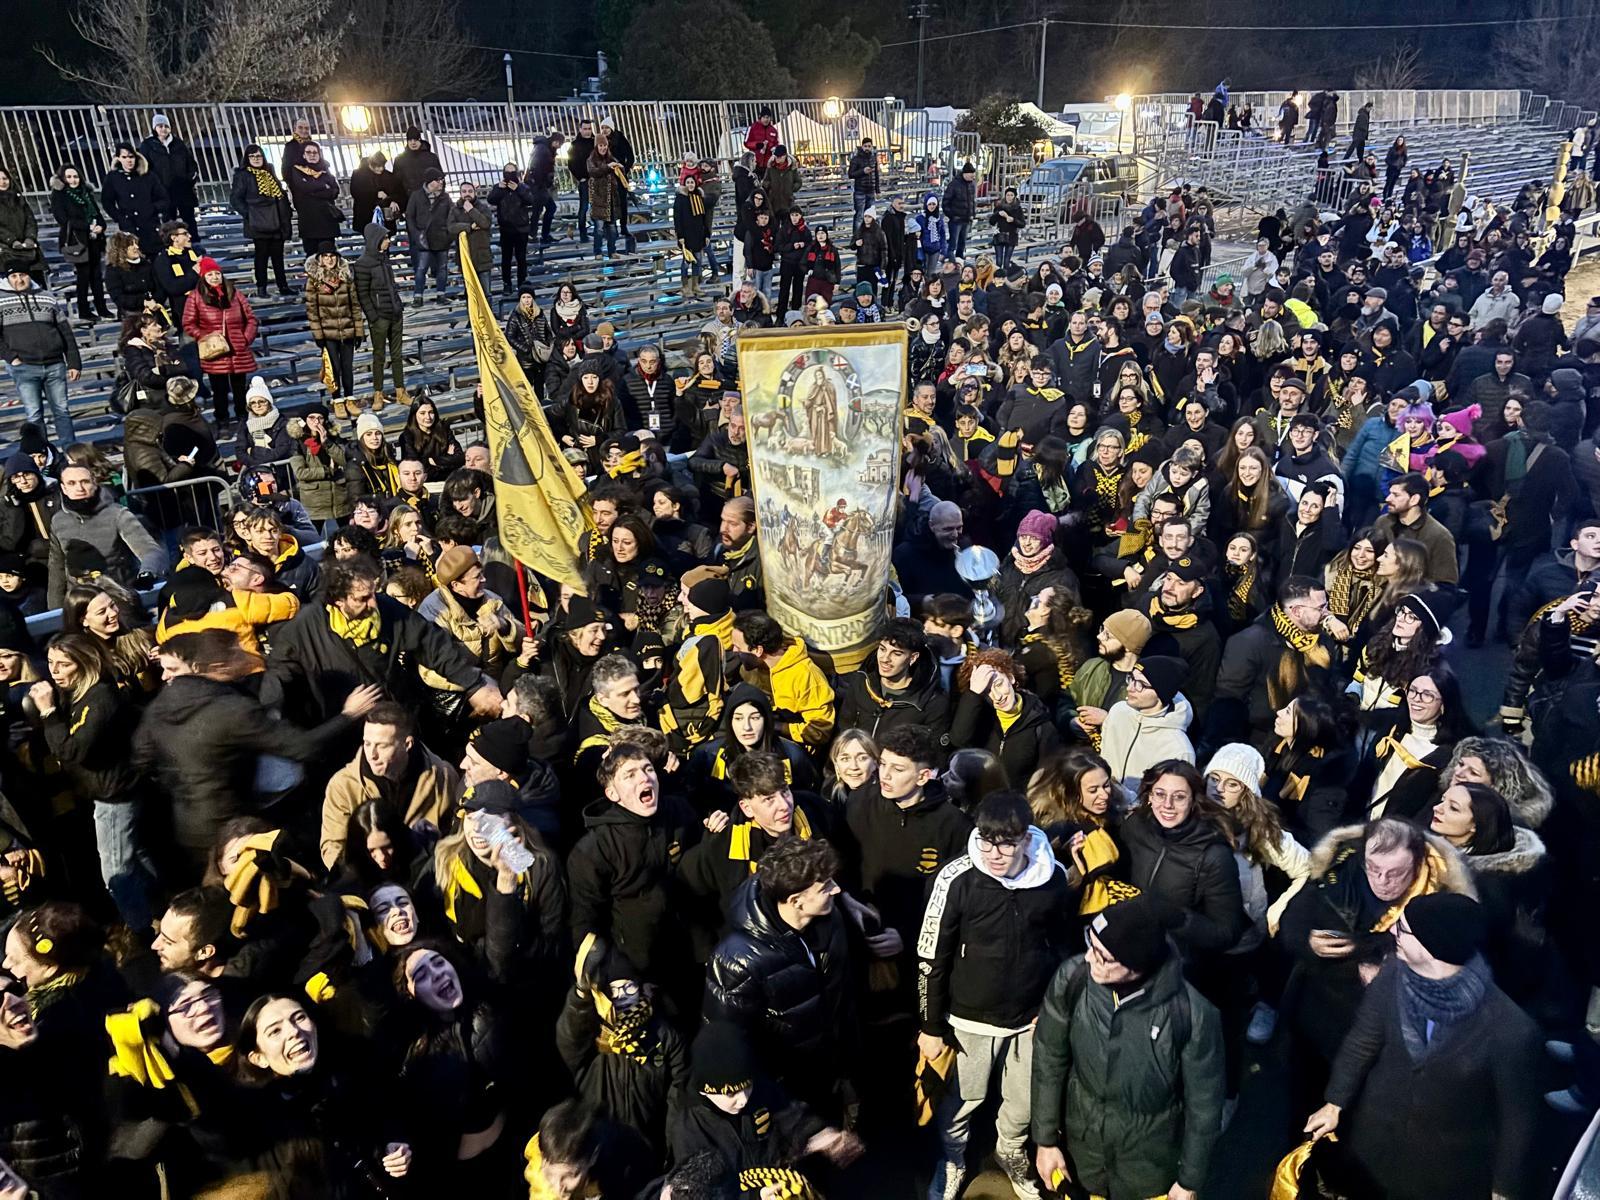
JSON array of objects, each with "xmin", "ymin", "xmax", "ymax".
[
  {"xmin": 1203, "ymin": 743, "xmax": 1266, "ymax": 797},
  {"xmin": 355, "ymin": 411, "xmax": 385, "ymax": 439},
  {"xmin": 1543, "ymin": 293, "xmax": 1566, "ymax": 315},
  {"xmin": 245, "ymin": 376, "xmax": 273, "ymax": 403}
]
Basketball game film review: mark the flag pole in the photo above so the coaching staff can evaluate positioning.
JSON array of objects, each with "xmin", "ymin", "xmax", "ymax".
[{"xmin": 515, "ymin": 560, "xmax": 535, "ymax": 640}]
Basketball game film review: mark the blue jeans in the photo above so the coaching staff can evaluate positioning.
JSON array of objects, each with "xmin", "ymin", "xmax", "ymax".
[
  {"xmin": 751, "ymin": 267, "xmax": 774, "ymax": 299},
  {"xmin": 94, "ymin": 799, "xmax": 159, "ymax": 931},
  {"xmin": 854, "ymin": 191, "xmax": 872, "ymax": 225},
  {"xmin": 6, "ymin": 360, "xmax": 76, "ymax": 445},
  {"xmin": 413, "ymin": 249, "xmax": 448, "ymax": 298},
  {"xmin": 593, "ymin": 220, "xmax": 618, "ymax": 258},
  {"xmin": 949, "ymin": 219, "xmax": 971, "ymax": 259},
  {"xmin": 576, "ymin": 180, "xmax": 591, "ymax": 239}
]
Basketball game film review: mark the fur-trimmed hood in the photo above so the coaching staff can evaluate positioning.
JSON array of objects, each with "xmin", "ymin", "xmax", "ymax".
[
  {"xmin": 1305, "ymin": 821, "xmax": 1478, "ymax": 898},
  {"xmin": 110, "ymin": 150, "xmax": 151, "ymax": 176},
  {"xmin": 1467, "ymin": 824, "xmax": 1546, "ymax": 878},
  {"xmin": 1441, "ymin": 739, "xmax": 1554, "ymax": 829},
  {"xmin": 303, "ymin": 253, "xmax": 352, "ymax": 286}
]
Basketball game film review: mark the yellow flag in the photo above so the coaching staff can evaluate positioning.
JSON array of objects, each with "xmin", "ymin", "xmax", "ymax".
[{"xmin": 459, "ymin": 233, "xmax": 593, "ymax": 593}]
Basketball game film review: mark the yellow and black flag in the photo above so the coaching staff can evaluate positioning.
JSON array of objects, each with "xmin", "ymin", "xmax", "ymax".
[{"xmin": 459, "ymin": 233, "xmax": 593, "ymax": 593}]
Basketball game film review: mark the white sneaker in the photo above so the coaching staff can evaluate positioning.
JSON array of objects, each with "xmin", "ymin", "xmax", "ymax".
[
  {"xmin": 994, "ymin": 1149, "xmax": 1042, "ymax": 1200},
  {"xmin": 927, "ymin": 1159, "xmax": 966, "ymax": 1200},
  {"xmin": 1246, "ymin": 1002, "xmax": 1278, "ymax": 1045}
]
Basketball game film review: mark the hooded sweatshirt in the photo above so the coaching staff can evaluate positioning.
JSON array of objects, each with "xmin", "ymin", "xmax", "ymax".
[
  {"xmin": 1099, "ymin": 694, "xmax": 1196, "ymax": 799},
  {"xmin": 916, "ymin": 826, "xmax": 1074, "ymax": 1036},
  {"xmin": 352, "ymin": 223, "xmax": 404, "ymax": 321}
]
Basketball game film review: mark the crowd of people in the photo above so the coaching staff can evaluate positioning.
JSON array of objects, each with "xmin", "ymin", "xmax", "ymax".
[{"xmin": 0, "ymin": 94, "xmax": 1593, "ymax": 1200}]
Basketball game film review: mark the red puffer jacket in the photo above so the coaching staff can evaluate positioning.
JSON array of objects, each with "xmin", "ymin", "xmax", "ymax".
[{"xmin": 181, "ymin": 283, "xmax": 258, "ymax": 375}]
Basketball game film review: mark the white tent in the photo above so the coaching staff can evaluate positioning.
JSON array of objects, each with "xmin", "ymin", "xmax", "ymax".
[
  {"xmin": 1015, "ymin": 102, "xmax": 1077, "ymax": 140},
  {"xmin": 777, "ymin": 110, "xmax": 837, "ymax": 155}
]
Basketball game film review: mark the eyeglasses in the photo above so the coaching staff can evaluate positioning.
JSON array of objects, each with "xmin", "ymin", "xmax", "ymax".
[
  {"xmin": 975, "ymin": 835, "xmax": 1023, "ymax": 854},
  {"xmin": 1406, "ymin": 685, "xmax": 1441, "ymax": 702}
]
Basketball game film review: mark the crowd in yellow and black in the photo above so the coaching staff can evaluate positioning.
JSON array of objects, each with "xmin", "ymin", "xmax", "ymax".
[{"xmin": 0, "ymin": 94, "xmax": 1597, "ymax": 1200}]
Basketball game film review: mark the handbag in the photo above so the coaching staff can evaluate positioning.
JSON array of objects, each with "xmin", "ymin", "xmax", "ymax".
[
  {"xmin": 60, "ymin": 232, "xmax": 90, "ymax": 265},
  {"xmin": 198, "ymin": 332, "xmax": 229, "ymax": 361},
  {"xmin": 109, "ymin": 374, "xmax": 139, "ymax": 416}
]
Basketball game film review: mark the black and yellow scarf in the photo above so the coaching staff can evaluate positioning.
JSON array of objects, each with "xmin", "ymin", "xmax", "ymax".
[
  {"xmin": 1327, "ymin": 562, "xmax": 1379, "ymax": 629},
  {"xmin": 1269, "ymin": 604, "xmax": 1331, "ymax": 668},
  {"xmin": 1022, "ymin": 632, "xmax": 1078, "ymax": 690},
  {"xmin": 326, "ymin": 605, "xmax": 380, "ymax": 648},
  {"xmin": 727, "ymin": 807, "xmax": 812, "ymax": 873},
  {"xmin": 250, "ymin": 167, "xmax": 283, "ymax": 199},
  {"xmin": 1226, "ymin": 560, "xmax": 1257, "ymax": 623},
  {"xmin": 1148, "ymin": 594, "xmax": 1200, "ymax": 630}
]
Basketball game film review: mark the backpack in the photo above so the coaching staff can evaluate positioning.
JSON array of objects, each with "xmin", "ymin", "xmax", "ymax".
[{"xmin": 1059, "ymin": 954, "xmax": 1191, "ymax": 1047}]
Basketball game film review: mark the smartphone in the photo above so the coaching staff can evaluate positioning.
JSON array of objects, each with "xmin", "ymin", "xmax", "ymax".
[{"xmin": 964, "ymin": 363, "xmax": 986, "ymax": 377}]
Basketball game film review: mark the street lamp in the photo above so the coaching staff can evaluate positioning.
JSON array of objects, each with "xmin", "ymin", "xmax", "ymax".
[
  {"xmin": 340, "ymin": 104, "xmax": 371, "ymax": 134},
  {"xmin": 822, "ymin": 96, "xmax": 842, "ymax": 120},
  {"xmin": 1114, "ymin": 92, "xmax": 1131, "ymax": 153}
]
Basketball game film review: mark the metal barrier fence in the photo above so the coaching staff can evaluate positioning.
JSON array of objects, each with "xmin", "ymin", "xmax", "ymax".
[
  {"xmin": 125, "ymin": 475, "xmax": 234, "ymax": 534},
  {"xmin": 0, "ymin": 97, "xmax": 920, "ymax": 214}
]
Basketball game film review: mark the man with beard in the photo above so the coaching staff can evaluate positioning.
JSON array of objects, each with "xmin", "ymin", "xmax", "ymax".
[
  {"xmin": 46, "ymin": 463, "xmax": 165, "ymax": 605},
  {"xmin": 1142, "ymin": 554, "xmax": 1221, "ymax": 720},
  {"xmin": 714, "ymin": 495, "xmax": 763, "ymax": 611}
]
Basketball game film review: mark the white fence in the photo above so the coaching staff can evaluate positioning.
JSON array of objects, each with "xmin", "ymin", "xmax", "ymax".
[{"xmin": 0, "ymin": 97, "xmax": 930, "ymax": 213}]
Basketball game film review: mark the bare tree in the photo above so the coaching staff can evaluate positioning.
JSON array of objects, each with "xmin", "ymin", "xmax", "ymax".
[
  {"xmin": 38, "ymin": 0, "xmax": 344, "ymax": 103},
  {"xmin": 334, "ymin": 0, "xmax": 491, "ymax": 100},
  {"xmin": 1354, "ymin": 42, "xmax": 1426, "ymax": 92},
  {"xmin": 1497, "ymin": 0, "xmax": 1600, "ymax": 111}
]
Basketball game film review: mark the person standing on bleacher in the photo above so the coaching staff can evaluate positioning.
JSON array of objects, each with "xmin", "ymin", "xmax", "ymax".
[
  {"xmin": 286, "ymin": 143, "xmax": 343, "ymax": 260},
  {"xmin": 393, "ymin": 126, "xmax": 442, "ymax": 211},
  {"xmin": 405, "ymin": 169, "xmax": 453, "ymax": 306},
  {"xmin": 447, "ymin": 182, "xmax": 494, "ymax": 293},
  {"xmin": 304, "ymin": 243, "xmax": 366, "ymax": 420},
  {"xmin": 139, "ymin": 114, "xmax": 199, "ymax": 240},
  {"xmin": 0, "ymin": 261, "xmax": 81, "ymax": 447},
  {"xmin": 354, "ymin": 223, "xmax": 406, "ymax": 413},
  {"xmin": 488, "ymin": 165, "xmax": 535, "ymax": 295},
  {"xmin": 230, "ymin": 145, "xmax": 295, "ymax": 298}
]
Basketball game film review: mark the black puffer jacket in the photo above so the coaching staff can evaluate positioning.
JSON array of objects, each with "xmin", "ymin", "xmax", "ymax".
[
  {"xmin": 1118, "ymin": 805, "xmax": 1248, "ymax": 957},
  {"xmin": 704, "ymin": 876, "xmax": 852, "ymax": 1068}
]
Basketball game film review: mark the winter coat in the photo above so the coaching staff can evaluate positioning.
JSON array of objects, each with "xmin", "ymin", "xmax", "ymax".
[
  {"xmin": 763, "ymin": 158, "xmax": 801, "ymax": 213},
  {"xmin": 1213, "ymin": 611, "xmax": 1335, "ymax": 742},
  {"xmin": 948, "ymin": 689, "xmax": 1063, "ymax": 794},
  {"xmin": 132, "ymin": 673, "xmax": 355, "ymax": 852},
  {"xmin": 673, "ymin": 187, "xmax": 712, "ymax": 253},
  {"xmin": 587, "ymin": 151, "xmax": 627, "ymax": 224},
  {"xmin": 1326, "ymin": 958, "xmax": 1540, "ymax": 1200},
  {"xmin": 527, "ymin": 135, "xmax": 558, "ymax": 195},
  {"xmin": 303, "ymin": 254, "xmax": 365, "ymax": 342},
  {"xmin": 1275, "ymin": 822, "xmax": 1476, "ymax": 1062},
  {"xmin": 42, "ymin": 678, "xmax": 143, "ymax": 806},
  {"xmin": 353, "ymin": 222, "xmax": 404, "ymax": 322},
  {"xmin": 506, "ymin": 304, "xmax": 554, "ymax": 374},
  {"xmin": 417, "ymin": 585, "xmax": 519, "ymax": 672},
  {"xmin": 989, "ymin": 200, "xmax": 1026, "ymax": 248},
  {"xmin": 48, "ymin": 176, "xmax": 105, "ymax": 262},
  {"xmin": 229, "ymin": 163, "xmax": 293, "ymax": 240},
  {"xmin": 942, "ymin": 176, "xmax": 977, "ymax": 222},
  {"xmin": 1467, "ymin": 825, "xmax": 1553, "ymax": 1006},
  {"xmin": 447, "ymin": 197, "xmax": 494, "ymax": 273},
  {"xmin": 139, "ymin": 133, "xmax": 197, "ymax": 207},
  {"xmin": 486, "ymin": 177, "xmax": 535, "ymax": 234},
  {"xmin": 1099, "ymin": 695, "xmax": 1197, "ymax": 797},
  {"xmin": 852, "ymin": 219, "xmax": 887, "ymax": 269},
  {"xmin": 1118, "ymin": 805, "xmax": 1247, "ymax": 956},
  {"xmin": 100, "ymin": 154, "xmax": 168, "ymax": 247},
  {"xmin": 555, "ymin": 987, "xmax": 687, "ymax": 1159},
  {"xmin": 803, "ymin": 240, "xmax": 841, "ymax": 285},
  {"xmin": 847, "ymin": 146, "xmax": 880, "ymax": 196},
  {"xmin": 286, "ymin": 162, "xmax": 342, "ymax": 243},
  {"xmin": 834, "ymin": 654, "xmax": 952, "ymax": 745},
  {"xmin": 105, "ymin": 254, "xmax": 159, "ymax": 315},
  {"xmin": 0, "ymin": 190, "xmax": 43, "ymax": 279},
  {"xmin": 320, "ymin": 742, "xmax": 461, "ymax": 867},
  {"xmin": 290, "ymin": 435, "xmax": 353, "ymax": 522},
  {"xmin": 566, "ymin": 794, "xmax": 702, "ymax": 980},
  {"xmin": 405, "ymin": 187, "xmax": 454, "ymax": 253},
  {"xmin": 46, "ymin": 491, "xmax": 166, "ymax": 606},
  {"xmin": 262, "ymin": 593, "xmax": 483, "ymax": 728},
  {"xmin": 121, "ymin": 400, "xmax": 216, "ymax": 493},
  {"xmin": 704, "ymin": 875, "xmax": 853, "ymax": 1071},
  {"xmin": 181, "ymin": 283, "xmax": 258, "ymax": 376},
  {"xmin": 350, "ymin": 163, "xmax": 402, "ymax": 230},
  {"xmin": 841, "ymin": 781, "xmax": 972, "ymax": 949},
  {"xmin": 393, "ymin": 140, "xmax": 443, "ymax": 200},
  {"xmin": 916, "ymin": 828, "xmax": 1075, "ymax": 1034},
  {"xmin": 1031, "ymin": 953, "xmax": 1225, "ymax": 1200},
  {"xmin": 234, "ymin": 409, "xmax": 295, "ymax": 468}
]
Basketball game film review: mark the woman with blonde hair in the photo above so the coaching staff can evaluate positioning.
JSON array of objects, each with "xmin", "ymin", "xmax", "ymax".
[
  {"xmin": 1248, "ymin": 317, "xmax": 1289, "ymax": 363},
  {"xmin": 33, "ymin": 632, "xmax": 156, "ymax": 928},
  {"xmin": 824, "ymin": 728, "xmax": 878, "ymax": 807}
]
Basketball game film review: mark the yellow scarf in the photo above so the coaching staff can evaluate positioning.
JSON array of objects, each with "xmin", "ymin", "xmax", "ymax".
[
  {"xmin": 1149, "ymin": 594, "xmax": 1199, "ymax": 630},
  {"xmin": 1269, "ymin": 604, "xmax": 1331, "ymax": 668},
  {"xmin": 1375, "ymin": 730, "xmax": 1432, "ymax": 772},
  {"xmin": 250, "ymin": 167, "xmax": 283, "ymax": 199},
  {"xmin": 326, "ymin": 605, "xmax": 379, "ymax": 648},
  {"xmin": 727, "ymin": 807, "xmax": 812, "ymax": 871},
  {"xmin": 107, "ymin": 999, "xmax": 201, "ymax": 1116},
  {"xmin": 443, "ymin": 853, "xmax": 532, "ymax": 924},
  {"xmin": 606, "ymin": 450, "xmax": 646, "ymax": 478},
  {"xmin": 224, "ymin": 830, "xmax": 301, "ymax": 936}
]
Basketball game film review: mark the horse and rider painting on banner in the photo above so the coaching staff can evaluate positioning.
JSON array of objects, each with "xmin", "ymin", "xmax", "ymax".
[{"xmin": 735, "ymin": 324, "xmax": 908, "ymax": 658}]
